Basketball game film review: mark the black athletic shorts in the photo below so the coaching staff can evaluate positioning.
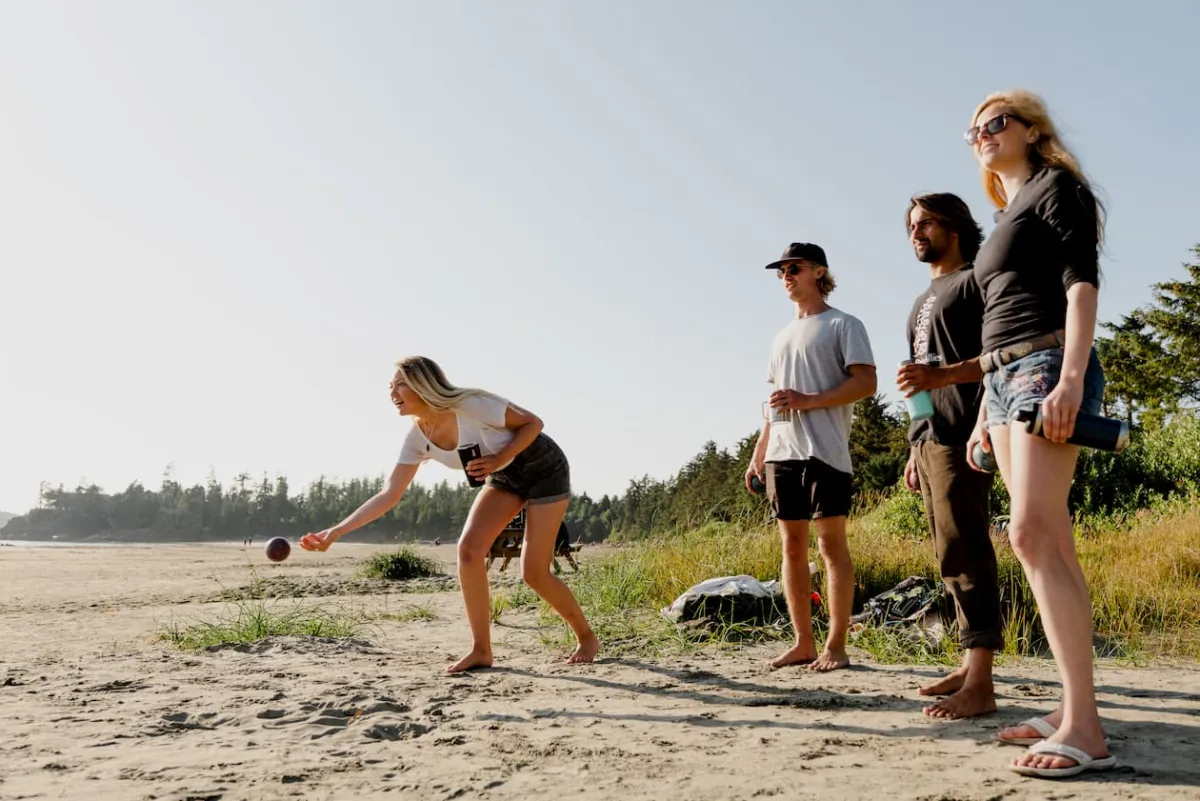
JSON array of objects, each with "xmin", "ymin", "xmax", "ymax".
[
  {"xmin": 486, "ymin": 433, "xmax": 571, "ymax": 505},
  {"xmin": 765, "ymin": 458, "xmax": 852, "ymax": 521}
]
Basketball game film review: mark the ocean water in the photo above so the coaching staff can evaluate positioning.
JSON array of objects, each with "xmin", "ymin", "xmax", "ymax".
[{"xmin": 0, "ymin": 539, "xmax": 244, "ymax": 548}]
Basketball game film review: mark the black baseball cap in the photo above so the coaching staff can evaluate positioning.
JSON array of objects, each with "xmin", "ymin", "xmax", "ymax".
[{"xmin": 764, "ymin": 242, "xmax": 829, "ymax": 270}]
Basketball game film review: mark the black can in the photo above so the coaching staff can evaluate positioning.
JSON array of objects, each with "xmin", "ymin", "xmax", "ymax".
[
  {"xmin": 1015, "ymin": 404, "xmax": 1130, "ymax": 452},
  {"xmin": 457, "ymin": 442, "xmax": 485, "ymax": 487}
]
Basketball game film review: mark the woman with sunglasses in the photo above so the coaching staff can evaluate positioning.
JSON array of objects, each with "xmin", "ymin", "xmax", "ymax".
[
  {"xmin": 299, "ymin": 356, "xmax": 599, "ymax": 674},
  {"xmin": 963, "ymin": 90, "xmax": 1113, "ymax": 779}
]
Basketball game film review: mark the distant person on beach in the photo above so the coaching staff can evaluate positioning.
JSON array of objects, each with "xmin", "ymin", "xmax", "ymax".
[
  {"xmin": 963, "ymin": 89, "xmax": 1112, "ymax": 779},
  {"xmin": 745, "ymin": 242, "xmax": 876, "ymax": 673},
  {"xmin": 299, "ymin": 355, "xmax": 599, "ymax": 673},
  {"xmin": 898, "ymin": 193, "xmax": 1002, "ymax": 719}
]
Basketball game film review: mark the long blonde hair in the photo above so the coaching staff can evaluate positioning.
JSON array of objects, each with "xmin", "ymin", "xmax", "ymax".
[
  {"xmin": 972, "ymin": 89, "xmax": 1106, "ymax": 244},
  {"xmin": 393, "ymin": 356, "xmax": 492, "ymax": 411}
]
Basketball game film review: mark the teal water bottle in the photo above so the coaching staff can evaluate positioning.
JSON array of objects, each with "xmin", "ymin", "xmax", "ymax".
[{"xmin": 899, "ymin": 360, "xmax": 935, "ymax": 421}]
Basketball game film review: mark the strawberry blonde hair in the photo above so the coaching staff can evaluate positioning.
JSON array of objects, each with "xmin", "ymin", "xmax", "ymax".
[{"xmin": 972, "ymin": 89, "xmax": 1106, "ymax": 244}]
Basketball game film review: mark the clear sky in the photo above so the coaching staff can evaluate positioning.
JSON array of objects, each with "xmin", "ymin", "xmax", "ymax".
[{"xmin": 2, "ymin": 1, "xmax": 1198, "ymax": 515}]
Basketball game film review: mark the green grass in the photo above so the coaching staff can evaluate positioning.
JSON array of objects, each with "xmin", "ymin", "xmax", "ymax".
[
  {"xmin": 159, "ymin": 558, "xmax": 448, "ymax": 650},
  {"xmin": 360, "ymin": 546, "xmax": 441, "ymax": 581},
  {"xmin": 493, "ymin": 494, "xmax": 1200, "ymax": 664},
  {"xmin": 159, "ymin": 594, "xmax": 366, "ymax": 650},
  {"xmin": 490, "ymin": 582, "xmax": 539, "ymax": 622},
  {"xmin": 847, "ymin": 625, "xmax": 960, "ymax": 666},
  {"xmin": 373, "ymin": 602, "xmax": 437, "ymax": 623}
]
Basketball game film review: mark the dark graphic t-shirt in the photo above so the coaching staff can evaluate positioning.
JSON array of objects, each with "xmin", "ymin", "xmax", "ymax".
[{"xmin": 906, "ymin": 265, "xmax": 985, "ymax": 445}]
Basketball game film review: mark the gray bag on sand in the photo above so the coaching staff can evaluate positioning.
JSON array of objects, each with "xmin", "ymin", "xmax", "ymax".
[{"xmin": 661, "ymin": 575, "xmax": 786, "ymax": 626}]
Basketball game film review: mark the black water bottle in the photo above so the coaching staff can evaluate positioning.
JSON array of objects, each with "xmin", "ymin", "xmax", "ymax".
[{"xmin": 1015, "ymin": 403, "xmax": 1130, "ymax": 452}]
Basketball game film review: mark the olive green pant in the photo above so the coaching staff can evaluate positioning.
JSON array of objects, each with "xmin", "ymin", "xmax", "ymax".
[{"xmin": 913, "ymin": 440, "xmax": 1004, "ymax": 651}]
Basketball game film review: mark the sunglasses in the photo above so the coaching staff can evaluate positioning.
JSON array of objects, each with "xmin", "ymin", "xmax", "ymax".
[
  {"xmin": 776, "ymin": 263, "xmax": 808, "ymax": 278},
  {"xmin": 964, "ymin": 113, "xmax": 1028, "ymax": 146}
]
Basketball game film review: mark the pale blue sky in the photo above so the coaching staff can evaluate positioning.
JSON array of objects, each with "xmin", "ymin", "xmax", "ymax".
[{"xmin": 2, "ymin": 1, "xmax": 1198, "ymax": 515}]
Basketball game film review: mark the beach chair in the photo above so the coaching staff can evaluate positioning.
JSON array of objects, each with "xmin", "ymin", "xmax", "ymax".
[{"xmin": 486, "ymin": 511, "xmax": 581, "ymax": 574}]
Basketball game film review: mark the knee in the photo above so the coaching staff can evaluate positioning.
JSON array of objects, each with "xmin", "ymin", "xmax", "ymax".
[
  {"xmin": 521, "ymin": 560, "xmax": 552, "ymax": 590},
  {"xmin": 1006, "ymin": 515, "xmax": 1059, "ymax": 566},
  {"xmin": 817, "ymin": 534, "xmax": 848, "ymax": 562},
  {"xmin": 457, "ymin": 537, "xmax": 487, "ymax": 566},
  {"xmin": 781, "ymin": 534, "xmax": 808, "ymax": 560}
]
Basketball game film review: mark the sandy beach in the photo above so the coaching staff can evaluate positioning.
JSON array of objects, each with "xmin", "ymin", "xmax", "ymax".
[{"xmin": 2, "ymin": 541, "xmax": 1198, "ymax": 801}]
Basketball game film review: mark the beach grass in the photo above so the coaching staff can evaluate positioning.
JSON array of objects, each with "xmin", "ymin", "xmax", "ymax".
[
  {"xmin": 360, "ymin": 546, "xmax": 442, "ymax": 581},
  {"xmin": 493, "ymin": 492, "xmax": 1200, "ymax": 663}
]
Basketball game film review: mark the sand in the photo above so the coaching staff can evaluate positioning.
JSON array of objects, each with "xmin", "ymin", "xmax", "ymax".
[{"xmin": 2, "ymin": 541, "xmax": 1198, "ymax": 800}]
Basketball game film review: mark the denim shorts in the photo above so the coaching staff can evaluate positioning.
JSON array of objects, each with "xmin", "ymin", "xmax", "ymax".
[
  {"xmin": 984, "ymin": 346, "xmax": 1105, "ymax": 426},
  {"xmin": 486, "ymin": 433, "xmax": 571, "ymax": 505}
]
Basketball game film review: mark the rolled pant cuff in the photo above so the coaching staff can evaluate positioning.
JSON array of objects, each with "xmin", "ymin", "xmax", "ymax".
[{"xmin": 960, "ymin": 630, "xmax": 1004, "ymax": 652}]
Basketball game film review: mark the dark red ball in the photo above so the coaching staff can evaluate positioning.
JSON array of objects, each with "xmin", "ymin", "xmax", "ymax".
[{"xmin": 265, "ymin": 537, "xmax": 291, "ymax": 563}]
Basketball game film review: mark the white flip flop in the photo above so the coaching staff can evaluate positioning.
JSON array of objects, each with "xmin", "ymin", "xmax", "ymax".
[
  {"xmin": 995, "ymin": 717, "xmax": 1111, "ymax": 748},
  {"xmin": 995, "ymin": 716, "xmax": 1057, "ymax": 746},
  {"xmin": 1008, "ymin": 740, "xmax": 1117, "ymax": 779}
]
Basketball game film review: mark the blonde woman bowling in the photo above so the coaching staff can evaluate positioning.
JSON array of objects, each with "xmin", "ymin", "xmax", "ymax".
[{"xmin": 300, "ymin": 356, "xmax": 599, "ymax": 673}]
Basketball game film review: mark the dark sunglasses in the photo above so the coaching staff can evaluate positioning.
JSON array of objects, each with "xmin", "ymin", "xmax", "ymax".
[
  {"xmin": 776, "ymin": 263, "xmax": 807, "ymax": 278},
  {"xmin": 964, "ymin": 113, "xmax": 1028, "ymax": 146}
]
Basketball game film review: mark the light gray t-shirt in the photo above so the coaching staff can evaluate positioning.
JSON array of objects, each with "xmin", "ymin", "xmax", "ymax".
[{"xmin": 764, "ymin": 307, "xmax": 875, "ymax": 474}]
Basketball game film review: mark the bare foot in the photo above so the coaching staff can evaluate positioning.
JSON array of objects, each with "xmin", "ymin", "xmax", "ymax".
[
  {"xmin": 807, "ymin": 648, "xmax": 850, "ymax": 673},
  {"xmin": 918, "ymin": 666, "xmax": 967, "ymax": 697},
  {"xmin": 445, "ymin": 648, "xmax": 493, "ymax": 674},
  {"xmin": 997, "ymin": 707, "xmax": 1063, "ymax": 744},
  {"xmin": 923, "ymin": 683, "xmax": 997, "ymax": 719},
  {"xmin": 769, "ymin": 644, "xmax": 817, "ymax": 670},
  {"xmin": 567, "ymin": 634, "xmax": 600, "ymax": 665}
]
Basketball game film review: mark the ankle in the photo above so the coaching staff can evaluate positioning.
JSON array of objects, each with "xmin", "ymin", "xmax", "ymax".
[{"xmin": 822, "ymin": 633, "xmax": 848, "ymax": 653}]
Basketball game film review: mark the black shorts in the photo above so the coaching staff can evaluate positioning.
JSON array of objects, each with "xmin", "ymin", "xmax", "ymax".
[
  {"xmin": 486, "ymin": 433, "xmax": 571, "ymax": 505},
  {"xmin": 766, "ymin": 458, "xmax": 852, "ymax": 521}
]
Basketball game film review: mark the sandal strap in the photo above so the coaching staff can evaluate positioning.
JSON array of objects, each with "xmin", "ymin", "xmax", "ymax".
[
  {"xmin": 1017, "ymin": 717, "xmax": 1057, "ymax": 737},
  {"xmin": 1027, "ymin": 740, "xmax": 1093, "ymax": 765}
]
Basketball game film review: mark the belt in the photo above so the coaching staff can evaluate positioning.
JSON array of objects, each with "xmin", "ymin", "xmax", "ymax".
[{"xmin": 979, "ymin": 331, "xmax": 1064, "ymax": 374}]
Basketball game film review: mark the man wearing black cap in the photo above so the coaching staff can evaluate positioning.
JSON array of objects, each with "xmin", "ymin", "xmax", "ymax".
[{"xmin": 745, "ymin": 243, "xmax": 877, "ymax": 672}]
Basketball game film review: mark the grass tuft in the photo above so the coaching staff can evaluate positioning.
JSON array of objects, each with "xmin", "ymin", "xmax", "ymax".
[
  {"xmin": 360, "ymin": 546, "xmax": 441, "ymax": 581},
  {"xmin": 372, "ymin": 602, "xmax": 437, "ymax": 624},
  {"xmin": 158, "ymin": 571, "xmax": 368, "ymax": 650},
  {"xmin": 159, "ymin": 599, "xmax": 365, "ymax": 650}
]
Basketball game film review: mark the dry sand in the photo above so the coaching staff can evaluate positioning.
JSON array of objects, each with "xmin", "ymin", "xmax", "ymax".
[{"xmin": 2, "ymin": 541, "xmax": 1198, "ymax": 801}]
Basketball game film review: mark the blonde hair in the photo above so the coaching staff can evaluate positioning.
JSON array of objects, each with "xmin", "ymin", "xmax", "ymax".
[
  {"xmin": 816, "ymin": 268, "xmax": 836, "ymax": 298},
  {"xmin": 972, "ymin": 89, "xmax": 1105, "ymax": 244},
  {"xmin": 393, "ymin": 356, "xmax": 491, "ymax": 411}
]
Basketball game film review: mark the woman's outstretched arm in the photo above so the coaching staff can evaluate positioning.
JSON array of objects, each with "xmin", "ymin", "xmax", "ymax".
[{"xmin": 300, "ymin": 462, "xmax": 419, "ymax": 551}]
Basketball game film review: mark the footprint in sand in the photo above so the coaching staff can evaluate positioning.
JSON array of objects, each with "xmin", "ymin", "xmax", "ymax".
[
  {"xmin": 258, "ymin": 694, "xmax": 430, "ymax": 741},
  {"xmin": 142, "ymin": 710, "xmax": 234, "ymax": 737}
]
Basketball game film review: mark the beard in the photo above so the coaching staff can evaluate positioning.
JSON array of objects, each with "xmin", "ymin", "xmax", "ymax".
[{"xmin": 915, "ymin": 241, "xmax": 945, "ymax": 263}]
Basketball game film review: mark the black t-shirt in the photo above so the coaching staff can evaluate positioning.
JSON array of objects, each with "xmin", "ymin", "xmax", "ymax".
[
  {"xmin": 974, "ymin": 166, "xmax": 1101, "ymax": 352},
  {"xmin": 906, "ymin": 265, "xmax": 985, "ymax": 446}
]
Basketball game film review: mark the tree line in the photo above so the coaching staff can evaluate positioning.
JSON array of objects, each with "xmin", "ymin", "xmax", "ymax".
[{"xmin": 5, "ymin": 247, "xmax": 1198, "ymax": 543}]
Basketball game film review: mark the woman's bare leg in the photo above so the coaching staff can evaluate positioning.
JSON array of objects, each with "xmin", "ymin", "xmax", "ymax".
[
  {"xmin": 521, "ymin": 499, "xmax": 599, "ymax": 664},
  {"xmin": 447, "ymin": 487, "xmax": 525, "ymax": 674}
]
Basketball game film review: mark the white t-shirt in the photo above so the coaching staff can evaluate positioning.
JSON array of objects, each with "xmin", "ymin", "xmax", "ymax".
[
  {"xmin": 764, "ymin": 307, "xmax": 875, "ymax": 474},
  {"xmin": 397, "ymin": 393, "xmax": 515, "ymax": 470}
]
